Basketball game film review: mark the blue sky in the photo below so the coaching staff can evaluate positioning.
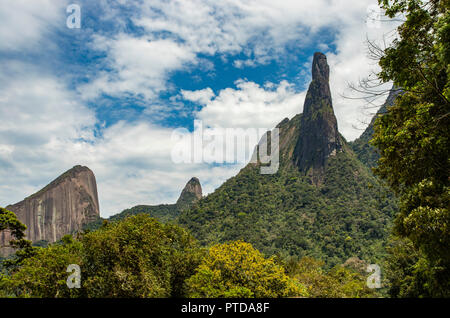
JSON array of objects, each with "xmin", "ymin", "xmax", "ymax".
[{"xmin": 0, "ymin": 0, "xmax": 398, "ymax": 217}]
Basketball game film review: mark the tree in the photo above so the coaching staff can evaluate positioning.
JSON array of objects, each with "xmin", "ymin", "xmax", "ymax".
[
  {"xmin": 0, "ymin": 207, "xmax": 36, "ymax": 271},
  {"xmin": 0, "ymin": 207, "xmax": 27, "ymax": 245},
  {"xmin": 372, "ymin": 0, "xmax": 450, "ymax": 296},
  {"xmin": 186, "ymin": 240, "xmax": 307, "ymax": 298},
  {"xmin": 286, "ymin": 257, "xmax": 377, "ymax": 298},
  {"xmin": 81, "ymin": 214, "xmax": 204, "ymax": 297},
  {"xmin": 384, "ymin": 236, "xmax": 450, "ymax": 297},
  {"xmin": 2, "ymin": 215, "xmax": 204, "ymax": 298},
  {"xmin": 0, "ymin": 235, "xmax": 83, "ymax": 298}
]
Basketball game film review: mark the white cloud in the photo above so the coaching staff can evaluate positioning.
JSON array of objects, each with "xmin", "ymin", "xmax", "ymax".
[
  {"xmin": 0, "ymin": 0, "xmax": 67, "ymax": 51},
  {"xmin": 0, "ymin": 63, "xmax": 242, "ymax": 217},
  {"xmin": 56, "ymin": 121, "xmax": 243, "ymax": 217},
  {"xmin": 81, "ymin": 0, "xmax": 400, "ymax": 140},
  {"xmin": 184, "ymin": 80, "xmax": 305, "ymax": 129},
  {"xmin": 79, "ymin": 35, "xmax": 196, "ymax": 100},
  {"xmin": 181, "ymin": 88, "xmax": 215, "ymax": 105},
  {"xmin": 326, "ymin": 6, "xmax": 399, "ymax": 140},
  {"xmin": 0, "ymin": 62, "xmax": 96, "ymax": 204}
]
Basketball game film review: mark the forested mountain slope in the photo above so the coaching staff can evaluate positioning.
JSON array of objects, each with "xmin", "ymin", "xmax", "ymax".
[{"xmin": 179, "ymin": 53, "xmax": 397, "ymax": 266}]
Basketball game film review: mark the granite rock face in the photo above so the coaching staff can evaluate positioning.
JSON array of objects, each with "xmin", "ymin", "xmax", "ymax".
[
  {"xmin": 293, "ymin": 52, "xmax": 343, "ymax": 182},
  {"xmin": 1, "ymin": 165, "xmax": 100, "ymax": 256}
]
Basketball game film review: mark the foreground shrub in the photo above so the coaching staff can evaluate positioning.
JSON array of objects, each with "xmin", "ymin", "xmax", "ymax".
[{"xmin": 186, "ymin": 240, "xmax": 307, "ymax": 298}]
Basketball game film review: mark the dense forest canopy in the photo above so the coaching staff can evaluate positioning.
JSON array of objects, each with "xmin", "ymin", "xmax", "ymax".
[{"xmin": 372, "ymin": 0, "xmax": 449, "ymax": 297}]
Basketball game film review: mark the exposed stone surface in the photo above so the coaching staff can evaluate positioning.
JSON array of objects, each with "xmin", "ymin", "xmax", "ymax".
[
  {"xmin": 176, "ymin": 177, "xmax": 203, "ymax": 210},
  {"xmin": 293, "ymin": 52, "xmax": 343, "ymax": 181},
  {"xmin": 1, "ymin": 165, "xmax": 100, "ymax": 256}
]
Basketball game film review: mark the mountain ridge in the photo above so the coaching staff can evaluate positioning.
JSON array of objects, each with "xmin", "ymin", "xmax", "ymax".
[
  {"xmin": 178, "ymin": 52, "xmax": 397, "ymax": 266},
  {"xmin": 84, "ymin": 177, "xmax": 203, "ymax": 230}
]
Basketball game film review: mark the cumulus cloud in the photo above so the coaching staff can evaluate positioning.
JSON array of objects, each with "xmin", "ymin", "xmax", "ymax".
[
  {"xmin": 0, "ymin": 67, "xmax": 242, "ymax": 216},
  {"xmin": 82, "ymin": 0, "xmax": 399, "ymax": 139},
  {"xmin": 181, "ymin": 88, "xmax": 215, "ymax": 106},
  {"xmin": 0, "ymin": 63, "xmax": 242, "ymax": 217},
  {"xmin": 0, "ymin": 0, "xmax": 402, "ymax": 218},
  {"xmin": 79, "ymin": 35, "xmax": 196, "ymax": 100},
  {"xmin": 0, "ymin": 62, "xmax": 96, "ymax": 204},
  {"xmin": 0, "ymin": 0, "xmax": 67, "ymax": 51},
  {"xmin": 183, "ymin": 80, "xmax": 305, "ymax": 129}
]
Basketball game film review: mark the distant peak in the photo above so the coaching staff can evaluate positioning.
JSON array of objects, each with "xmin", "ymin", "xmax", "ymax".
[
  {"xmin": 69, "ymin": 165, "xmax": 92, "ymax": 173},
  {"xmin": 176, "ymin": 177, "xmax": 202, "ymax": 210},
  {"xmin": 187, "ymin": 177, "xmax": 200, "ymax": 185},
  {"xmin": 312, "ymin": 52, "xmax": 329, "ymax": 83}
]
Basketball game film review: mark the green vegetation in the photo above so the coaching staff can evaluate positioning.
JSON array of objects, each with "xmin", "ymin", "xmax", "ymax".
[
  {"xmin": 186, "ymin": 241, "xmax": 307, "ymax": 297},
  {"xmin": 0, "ymin": 207, "xmax": 36, "ymax": 271},
  {"xmin": 285, "ymin": 257, "xmax": 377, "ymax": 298},
  {"xmin": 1, "ymin": 215, "xmax": 203, "ymax": 297},
  {"xmin": 1, "ymin": 215, "xmax": 377, "ymax": 298},
  {"xmin": 2, "ymin": 0, "xmax": 448, "ymax": 298},
  {"xmin": 371, "ymin": 0, "xmax": 450, "ymax": 297},
  {"xmin": 110, "ymin": 204, "xmax": 181, "ymax": 224},
  {"xmin": 179, "ymin": 149, "xmax": 396, "ymax": 267},
  {"xmin": 1, "ymin": 235, "xmax": 83, "ymax": 298},
  {"xmin": 84, "ymin": 203, "xmax": 182, "ymax": 232},
  {"xmin": 83, "ymin": 180, "xmax": 201, "ymax": 232}
]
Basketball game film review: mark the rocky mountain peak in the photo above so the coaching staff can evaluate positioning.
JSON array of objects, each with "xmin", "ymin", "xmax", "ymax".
[
  {"xmin": 1, "ymin": 165, "xmax": 100, "ymax": 256},
  {"xmin": 176, "ymin": 177, "xmax": 202, "ymax": 210},
  {"xmin": 312, "ymin": 52, "xmax": 330, "ymax": 83},
  {"xmin": 293, "ymin": 52, "xmax": 343, "ymax": 182}
]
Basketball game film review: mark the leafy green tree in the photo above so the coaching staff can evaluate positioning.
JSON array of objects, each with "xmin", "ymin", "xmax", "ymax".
[
  {"xmin": 186, "ymin": 240, "xmax": 307, "ymax": 298},
  {"xmin": 286, "ymin": 257, "xmax": 376, "ymax": 298},
  {"xmin": 0, "ymin": 235, "xmax": 83, "ymax": 298},
  {"xmin": 0, "ymin": 207, "xmax": 27, "ymax": 244},
  {"xmin": 372, "ymin": 0, "xmax": 450, "ymax": 296},
  {"xmin": 0, "ymin": 207, "xmax": 36, "ymax": 272},
  {"xmin": 2, "ymin": 215, "xmax": 203, "ymax": 298},
  {"xmin": 384, "ymin": 236, "xmax": 450, "ymax": 297},
  {"xmin": 81, "ymin": 214, "xmax": 203, "ymax": 297}
]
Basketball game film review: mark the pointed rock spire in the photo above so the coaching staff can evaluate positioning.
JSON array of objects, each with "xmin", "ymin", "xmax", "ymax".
[
  {"xmin": 176, "ymin": 177, "xmax": 202, "ymax": 210},
  {"xmin": 293, "ymin": 52, "xmax": 342, "ymax": 181}
]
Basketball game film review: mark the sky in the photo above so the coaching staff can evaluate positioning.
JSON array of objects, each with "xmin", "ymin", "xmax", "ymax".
[{"xmin": 0, "ymin": 0, "xmax": 400, "ymax": 217}]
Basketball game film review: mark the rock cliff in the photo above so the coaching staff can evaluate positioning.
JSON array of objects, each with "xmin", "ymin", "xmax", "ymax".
[
  {"xmin": 293, "ymin": 52, "xmax": 343, "ymax": 182},
  {"xmin": 1, "ymin": 165, "xmax": 100, "ymax": 256}
]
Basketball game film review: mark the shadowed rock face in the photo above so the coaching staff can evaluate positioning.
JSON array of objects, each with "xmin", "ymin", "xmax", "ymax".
[
  {"xmin": 1, "ymin": 165, "xmax": 100, "ymax": 256},
  {"xmin": 293, "ymin": 52, "xmax": 343, "ymax": 182}
]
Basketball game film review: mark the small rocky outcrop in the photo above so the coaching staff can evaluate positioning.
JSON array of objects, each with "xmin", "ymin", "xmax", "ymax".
[{"xmin": 176, "ymin": 177, "xmax": 202, "ymax": 211}]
